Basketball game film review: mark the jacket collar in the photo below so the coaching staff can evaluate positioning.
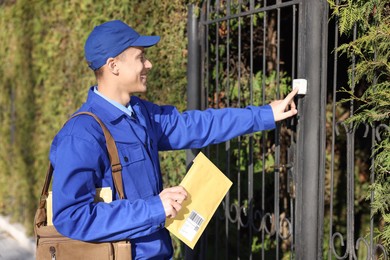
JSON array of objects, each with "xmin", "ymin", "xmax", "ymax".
[{"xmin": 85, "ymin": 86, "xmax": 129, "ymax": 125}]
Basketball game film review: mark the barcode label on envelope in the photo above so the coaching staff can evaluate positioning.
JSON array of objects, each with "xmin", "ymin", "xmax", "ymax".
[{"xmin": 179, "ymin": 210, "xmax": 205, "ymax": 241}]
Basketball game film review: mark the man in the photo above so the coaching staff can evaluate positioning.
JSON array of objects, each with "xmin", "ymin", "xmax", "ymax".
[{"xmin": 50, "ymin": 20, "xmax": 298, "ymax": 259}]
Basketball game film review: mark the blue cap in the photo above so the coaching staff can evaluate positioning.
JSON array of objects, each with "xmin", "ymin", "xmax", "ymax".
[{"xmin": 84, "ymin": 20, "xmax": 160, "ymax": 70}]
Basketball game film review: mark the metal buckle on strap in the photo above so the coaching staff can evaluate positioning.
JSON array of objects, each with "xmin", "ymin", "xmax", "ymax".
[{"xmin": 111, "ymin": 163, "xmax": 122, "ymax": 172}]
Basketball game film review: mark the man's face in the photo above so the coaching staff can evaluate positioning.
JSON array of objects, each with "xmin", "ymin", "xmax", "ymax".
[{"xmin": 116, "ymin": 46, "xmax": 152, "ymax": 94}]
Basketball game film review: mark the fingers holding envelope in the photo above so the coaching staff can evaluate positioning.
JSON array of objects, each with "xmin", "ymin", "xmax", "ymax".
[{"xmin": 159, "ymin": 186, "xmax": 188, "ymax": 218}]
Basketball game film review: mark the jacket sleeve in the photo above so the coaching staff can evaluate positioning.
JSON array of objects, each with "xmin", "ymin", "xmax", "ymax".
[
  {"xmin": 50, "ymin": 120, "xmax": 166, "ymax": 242},
  {"xmin": 154, "ymin": 104, "xmax": 275, "ymax": 150}
]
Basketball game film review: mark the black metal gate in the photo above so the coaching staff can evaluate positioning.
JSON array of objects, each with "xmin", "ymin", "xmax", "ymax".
[{"xmin": 185, "ymin": 0, "xmax": 388, "ymax": 259}]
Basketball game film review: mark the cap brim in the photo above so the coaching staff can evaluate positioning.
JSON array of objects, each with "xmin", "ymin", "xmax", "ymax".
[{"xmin": 132, "ymin": 35, "xmax": 160, "ymax": 47}]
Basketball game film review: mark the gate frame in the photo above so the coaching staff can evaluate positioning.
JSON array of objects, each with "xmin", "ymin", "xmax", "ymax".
[
  {"xmin": 186, "ymin": 1, "xmax": 329, "ymax": 259},
  {"xmin": 294, "ymin": 0, "xmax": 328, "ymax": 259}
]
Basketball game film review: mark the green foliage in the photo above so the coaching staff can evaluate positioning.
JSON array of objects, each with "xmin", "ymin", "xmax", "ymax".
[
  {"xmin": 328, "ymin": 0, "xmax": 378, "ymax": 35},
  {"xmin": 0, "ymin": 1, "xmax": 190, "ymax": 246},
  {"xmin": 329, "ymin": 0, "xmax": 390, "ymax": 250}
]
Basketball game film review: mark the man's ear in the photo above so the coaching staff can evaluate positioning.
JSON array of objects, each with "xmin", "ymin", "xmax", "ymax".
[{"xmin": 106, "ymin": 57, "xmax": 119, "ymax": 75}]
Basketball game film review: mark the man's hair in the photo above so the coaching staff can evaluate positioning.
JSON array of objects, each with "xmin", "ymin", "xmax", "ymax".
[
  {"xmin": 94, "ymin": 67, "xmax": 104, "ymax": 79},
  {"xmin": 93, "ymin": 51, "xmax": 127, "ymax": 80}
]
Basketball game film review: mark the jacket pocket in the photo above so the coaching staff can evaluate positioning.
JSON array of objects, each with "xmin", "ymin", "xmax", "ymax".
[
  {"xmin": 117, "ymin": 142, "xmax": 145, "ymax": 167},
  {"xmin": 116, "ymin": 142, "xmax": 155, "ymax": 199}
]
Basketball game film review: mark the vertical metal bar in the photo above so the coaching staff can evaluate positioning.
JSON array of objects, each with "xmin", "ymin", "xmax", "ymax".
[
  {"xmin": 225, "ymin": 1, "xmax": 231, "ymax": 260},
  {"xmin": 328, "ymin": 0, "xmax": 339, "ymax": 258},
  {"xmin": 248, "ymin": 1, "xmax": 255, "ymax": 259},
  {"xmin": 204, "ymin": 1, "xmax": 211, "ymax": 111},
  {"xmin": 214, "ymin": 2, "xmax": 221, "ymax": 259},
  {"xmin": 346, "ymin": 23, "xmax": 357, "ymax": 260},
  {"xmin": 185, "ymin": 3, "xmax": 201, "ymax": 183},
  {"xmin": 370, "ymin": 126, "xmax": 375, "ymax": 259},
  {"xmin": 370, "ymin": 47, "xmax": 378, "ymax": 260},
  {"xmin": 200, "ymin": 2, "xmax": 207, "ymax": 112},
  {"xmin": 276, "ymin": 7, "xmax": 281, "ymax": 102},
  {"xmin": 294, "ymin": 2, "xmax": 305, "ymax": 256},
  {"xmin": 346, "ymin": 131, "xmax": 355, "ymax": 260},
  {"xmin": 275, "ymin": 6, "xmax": 281, "ymax": 260},
  {"xmin": 261, "ymin": 1, "xmax": 267, "ymax": 258},
  {"xmin": 185, "ymin": 4, "xmax": 202, "ymax": 260},
  {"xmin": 237, "ymin": 1, "xmax": 242, "ymax": 258},
  {"xmin": 317, "ymin": 2, "xmax": 329, "ymax": 259},
  {"xmin": 295, "ymin": 0, "xmax": 328, "ymax": 259},
  {"xmin": 201, "ymin": 3, "xmax": 209, "ymax": 257},
  {"xmin": 292, "ymin": 4, "xmax": 296, "ymax": 80},
  {"xmin": 186, "ymin": 4, "xmax": 201, "ymax": 114},
  {"xmin": 215, "ymin": 0, "xmax": 220, "ymax": 105},
  {"xmin": 204, "ymin": 1, "xmax": 211, "ymax": 161},
  {"xmin": 290, "ymin": 4, "xmax": 297, "ymax": 257}
]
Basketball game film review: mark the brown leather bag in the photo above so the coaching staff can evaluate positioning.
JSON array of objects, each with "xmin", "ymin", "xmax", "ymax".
[{"xmin": 35, "ymin": 112, "xmax": 131, "ymax": 260}]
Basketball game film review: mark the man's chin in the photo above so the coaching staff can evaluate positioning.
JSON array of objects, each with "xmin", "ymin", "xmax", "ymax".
[
  {"xmin": 131, "ymin": 86, "xmax": 147, "ymax": 95},
  {"xmin": 139, "ymin": 86, "xmax": 147, "ymax": 93}
]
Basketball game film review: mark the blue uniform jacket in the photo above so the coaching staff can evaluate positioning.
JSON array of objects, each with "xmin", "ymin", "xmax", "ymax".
[{"xmin": 49, "ymin": 87, "xmax": 275, "ymax": 259}]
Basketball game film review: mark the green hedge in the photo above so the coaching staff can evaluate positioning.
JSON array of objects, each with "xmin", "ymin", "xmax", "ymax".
[{"xmin": 0, "ymin": 1, "xmax": 197, "ymax": 240}]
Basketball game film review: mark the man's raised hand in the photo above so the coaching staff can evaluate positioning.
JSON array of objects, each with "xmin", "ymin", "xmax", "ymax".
[{"xmin": 269, "ymin": 88, "xmax": 299, "ymax": 122}]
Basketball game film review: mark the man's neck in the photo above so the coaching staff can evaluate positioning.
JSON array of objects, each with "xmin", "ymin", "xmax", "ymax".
[{"xmin": 96, "ymin": 83, "xmax": 131, "ymax": 106}]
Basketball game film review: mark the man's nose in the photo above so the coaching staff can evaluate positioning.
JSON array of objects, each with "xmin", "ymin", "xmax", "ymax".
[{"xmin": 145, "ymin": 59, "xmax": 152, "ymax": 69}]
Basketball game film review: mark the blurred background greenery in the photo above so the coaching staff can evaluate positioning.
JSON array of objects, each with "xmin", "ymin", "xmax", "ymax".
[{"xmin": 0, "ymin": 0, "xmax": 200, "ymax": 237}]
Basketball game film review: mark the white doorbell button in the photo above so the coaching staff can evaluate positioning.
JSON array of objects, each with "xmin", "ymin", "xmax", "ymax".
[{"xmin": 293, "ymin": 79, "xmax": 307, "ymax": 95}]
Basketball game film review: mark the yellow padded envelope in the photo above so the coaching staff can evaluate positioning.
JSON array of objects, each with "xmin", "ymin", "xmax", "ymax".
[{"xmin": 165, "ymin": 152, "xmax": 232, "ymax": 249}]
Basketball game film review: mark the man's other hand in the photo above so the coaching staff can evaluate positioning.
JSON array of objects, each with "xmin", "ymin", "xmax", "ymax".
[{"xmin": 159, "ymin": 186, "xmax": 188, "ymax": 218}]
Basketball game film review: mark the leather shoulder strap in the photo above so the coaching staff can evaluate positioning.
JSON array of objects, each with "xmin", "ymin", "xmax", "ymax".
[{"xmin": 40, "ymin": 112, "xmax": 125, "ymax": 200}]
